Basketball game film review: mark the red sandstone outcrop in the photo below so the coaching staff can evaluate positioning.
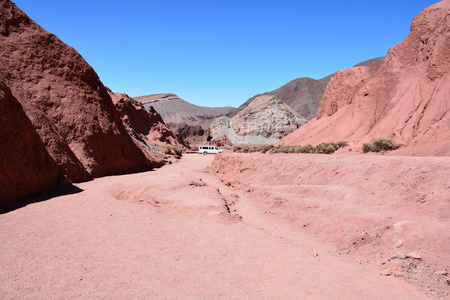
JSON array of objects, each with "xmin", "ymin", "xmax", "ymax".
[
  {"xmin": 209, "ymin": 135, "xmax": 232, "ymax": 147},
  {"xmin": 211, "ymin": 95, "xmax": 307, "ymax": 144},
  {"xmin": 167, "ymin": 122, "xmax": 210, "ymax": 146},
  {"xmin": 279, "ymin": 1, "xmax": 450, "ymax": 156},
  {"xmin": 0, "ymin": 0, "xmax": 158, "ymax": 183},
  {"xmin": 109, "ymin": 90, "xmax": 186, "ymax": 148},
  {"xmin": 0, "ymin": 82, "xmax": 62, "ymax": 206}
]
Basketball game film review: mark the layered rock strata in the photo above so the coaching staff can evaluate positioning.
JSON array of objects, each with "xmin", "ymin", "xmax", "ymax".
[{"xmin": 134, "ymin": 93, "xmax": 235, "ymax": 129}]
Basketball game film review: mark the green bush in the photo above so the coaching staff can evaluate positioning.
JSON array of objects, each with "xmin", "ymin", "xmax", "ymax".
[
  {"xmin": 233, "ymin": 146, "xmax": 242, "ymax": 152},
  {"xmin": 242, "ymin": 146, "xmax": 250, "ymax": 153}
]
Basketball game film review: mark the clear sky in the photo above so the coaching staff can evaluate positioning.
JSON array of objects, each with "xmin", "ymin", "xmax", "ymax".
[{"xmin": 13, "ymin": 0, "xmax": 438, "ymax": 107}]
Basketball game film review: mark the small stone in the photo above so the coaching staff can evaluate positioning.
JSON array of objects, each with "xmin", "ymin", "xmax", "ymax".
[
  {"xmin": 380, "ymin": 269, "xmax": 392, "ymax": 276},
  {"xmin": 406, "ymin": 252, "xmax": 422, "ymax": 260},
  {"xmin": 394, "ymin": 240, "xmax": 403, "ymax": 248},
  {"xmin": 434, "ymin": 270, "xmax": 449, "ymax": 276},
  {"xmin": 389, "ymin": 252, "xmax": 406, "ymax": 260}
]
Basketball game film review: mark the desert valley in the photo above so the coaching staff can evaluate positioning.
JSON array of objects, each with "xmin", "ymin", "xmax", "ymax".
[{"xmin": 1, "ymin": 0, "xmax": 449, "ymax": 299}]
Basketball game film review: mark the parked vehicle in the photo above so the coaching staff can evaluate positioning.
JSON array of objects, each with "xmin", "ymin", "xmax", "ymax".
[{"xmin": 198, "ymin": 146, "xmax": 223, "ymax": 155}]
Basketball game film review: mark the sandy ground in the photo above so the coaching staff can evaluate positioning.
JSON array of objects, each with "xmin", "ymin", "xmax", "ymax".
[{"xmin": 0, "ymin": 153, "xmax": 446, "ymax": 299}]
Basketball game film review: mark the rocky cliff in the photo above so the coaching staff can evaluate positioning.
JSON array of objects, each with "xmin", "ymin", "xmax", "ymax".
[
  {"xmin": 0, "ymin": 0, "xmax": 159, "ymax": 187},
  {"xmin": 0, "ymin": 82, "xmax": 62, "ymax": 206},
  {"xmin": 109, "ymin": 90, "xmax": 186, "ymax": 148},
  {"xmin": 279, "ymin": 0, "xmax": 450, "ymax": 156},
  {"xmin": 167, "ymin": 122, "xmax": 210, "ymax": 146},
  {"xmin": 211, "ymin": 95, "xmax": 306, "ymax": 144}
]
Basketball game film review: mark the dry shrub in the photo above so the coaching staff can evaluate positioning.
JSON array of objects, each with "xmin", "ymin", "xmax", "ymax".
[{"xmin": 363, "ymin": 139, "xmax": 398, "ymax": 153}]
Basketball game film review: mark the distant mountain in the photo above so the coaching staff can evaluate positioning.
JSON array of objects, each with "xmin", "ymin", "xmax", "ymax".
[
  {"xmin": 234, "ymin": 57, "xmax": 385, "ymax": 121},
  {"xmin": 134, "ymin": 94, "xmax": 235, "ymax": 130}
]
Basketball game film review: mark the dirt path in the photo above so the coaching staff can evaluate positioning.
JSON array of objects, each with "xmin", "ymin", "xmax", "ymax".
[{"xmin": 0, "ymin": 154, "xmax": 432, "ymax": 299}]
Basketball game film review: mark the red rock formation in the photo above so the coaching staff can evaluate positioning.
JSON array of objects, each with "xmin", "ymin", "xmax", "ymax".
[
  {"xmin": 109, "ymin": 91, "xmax": 186, "ymax": 148},
  {"xmin": 280, "ymin": 1, "xmax": 450, "ymax": 156},
  {"xmin": 167, "ymin": 122, "xmax": 210, "ymax": 146},
  {"xmin": 0, "ymin": 0, "xmax": 157, "ymax": 181},
  {"xmin": 209, "ymin": 135, "xmax": 232, "ymax": 147},
  {"xmin": 0, "ymin": 82, "xmax": 62, "ymax": 206}
]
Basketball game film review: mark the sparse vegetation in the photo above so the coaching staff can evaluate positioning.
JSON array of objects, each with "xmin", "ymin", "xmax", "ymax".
[
  {"xmin": 269, "ymin": 142, "xmax": 348, "ymax": 154},
  {"xmin": 165, "ymin": 146, "xmax": 183, "ymax": 158},
  {"xmin": 232, "ymin": 142, "xmax": 348, "ymax": 155},
  {"xmin": 363, "ymin": 139, "xmax": 398, "ymax": 153},
  {"xmin": 261, "ymin": 145, "xmax": 274, "ymax": 153}
]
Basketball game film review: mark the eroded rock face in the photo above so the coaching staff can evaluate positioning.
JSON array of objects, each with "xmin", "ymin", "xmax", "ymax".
[
  {"xmin": 209, "ymin": 135, "xmax": 232, "ymax": 147},
  {"xmin": 211, "ymin": 95, "xmax": 307, "ymax": 144},
  {"xmin": 0, "ymin": 0, "xmax": 156, "ymax": 181},
  {"xmin": 167, "ymin": 122, "xmax": 210, "ymax": 146},
  {"xmin": 280, "ymin": 1, "xmax": 450, "ymax": 156},
  {"xmin": 109, "ymin": 90, "xmax": 185, "ymax": 148},
  {"xmin": 0, "ymin": 82, "xmax": 61, "ymax": 206}
]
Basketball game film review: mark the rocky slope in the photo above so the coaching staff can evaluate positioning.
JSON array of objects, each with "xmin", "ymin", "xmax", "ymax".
[
  {"xmin": 0, "ymin": 82, "xmax": 63, "ymax": 206},
  {"xmin": 109, "ymin": 90, "xmax": 185, "ymax": 149},
  {"xmin": 235, "ymin": 57, "xmax": 385, "ymax": 121},
  {"xmin": 167, "ymin": 122, "xmax": 210, "ymax": 146},
  {"xmin": 134, "ymin": 93, "xmax": 234, "ymax": 130},
  {"xmin": 210, "ymin": 95, "xmax": 306, "ymax": 144},
  {"xmin": 279, "ymin": 0, "xmax": 450, "ymax": 156},
  {"xmin": 0, "ymin": 0, "xmax": 159, "ymax": 189}
]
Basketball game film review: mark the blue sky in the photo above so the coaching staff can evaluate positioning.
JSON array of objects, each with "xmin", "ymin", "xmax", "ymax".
[{"xmin": 14, "ymin": 0, "xmax": 438, "ymax": 107}]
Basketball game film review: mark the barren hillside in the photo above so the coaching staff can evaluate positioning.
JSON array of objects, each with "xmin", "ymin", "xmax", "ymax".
[
  {"xmin": 135, "ymin": 94, "xmax": 235, "ymax": 129},
  {"xmin": 279, "ymin": 1, "xmax": 450, "ymax": 156},
  {"xmin": 235, "ymin": 57, "xmax": 385, "ymax": 121}
]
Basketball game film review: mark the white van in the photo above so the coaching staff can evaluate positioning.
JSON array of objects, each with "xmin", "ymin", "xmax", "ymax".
[{"xmin": 198, "ymin": 146, "xmax": 223, "ymax": 155}]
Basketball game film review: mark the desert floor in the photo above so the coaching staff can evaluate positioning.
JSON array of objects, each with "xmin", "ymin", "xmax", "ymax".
[{"xmin": 1, "ymin": 153, "xmax": 448, "ymax": 299}]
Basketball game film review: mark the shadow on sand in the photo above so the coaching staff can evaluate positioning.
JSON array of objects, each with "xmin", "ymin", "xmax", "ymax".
[{"xmin": 0, "ymin": 185, "xmax": 84, "ymax": 215}]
